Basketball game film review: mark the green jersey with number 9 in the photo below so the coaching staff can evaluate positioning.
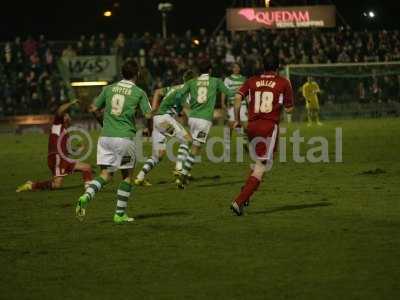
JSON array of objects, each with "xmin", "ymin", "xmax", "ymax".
[
  {"xmin": 94, "ymin": 80, "xmax": 152, "ymax": 139},
  {"xmin": 178, "ymin": 74, "xmax": 235, "ymax": 122}
]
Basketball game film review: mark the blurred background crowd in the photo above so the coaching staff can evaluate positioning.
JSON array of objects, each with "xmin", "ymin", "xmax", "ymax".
[{"xmin": 1, "ymin": 27, "xmax": 400, "ymax": 116}]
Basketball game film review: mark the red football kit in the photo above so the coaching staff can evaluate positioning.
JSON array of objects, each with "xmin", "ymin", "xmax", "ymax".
[
  {"xmin": 47, "ymin": 113, "xmax": 76, "ymax": 177},
  {"xmin": 232, "ymin": 71, "xmax": 294, "ymax": 211},
  {"xmin": 238, "ymin": 71, "xmax": 294, "ymax": 160},
  {"xmin": 24, "ymin": 108, "xmax": 93, "ymax": 192}
]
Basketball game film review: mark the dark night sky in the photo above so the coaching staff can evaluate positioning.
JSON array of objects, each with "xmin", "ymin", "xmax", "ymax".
[{"xmin": 0, "ymin": 0, "xmax": 398, "ymax": 40}]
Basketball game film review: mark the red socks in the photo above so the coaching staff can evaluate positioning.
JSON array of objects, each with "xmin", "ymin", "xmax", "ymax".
[
  {"xmin": 82, "ymin": 169, "xmax": 93, "ymax": 183},
  {"xmin": 31, "ymin": 167, "xmax": 92, "ymax": 191},
  {"xmin": 32, "ymin": 180, "xmax": 53, "ymax": 190},
  {"xmin": 235, "ymin": 176, "xmax": 261, "ymax": 207}
]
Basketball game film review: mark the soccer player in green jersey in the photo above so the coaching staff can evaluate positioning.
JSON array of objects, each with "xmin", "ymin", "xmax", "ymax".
[
  {"xmin": 175, "ymin": 64, "xmax": 235, "ymax": 188},
  {"xmin": 75, "ymin": 60, "xmax": 152, "ymax": 224},
  {"xmin": 221, "ymin": 63, "xmax": 247, "ymax": 134},
  {"xmin": 134, "ymin": 70, "xmax": 196, "ymax": 186}
]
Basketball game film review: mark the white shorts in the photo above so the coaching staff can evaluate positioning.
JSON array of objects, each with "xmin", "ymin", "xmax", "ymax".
[
  {"xmin": 189, "ymin": 117, "xmax": 212, "ymax": 145},
  {"xmin": 227, "ymin": 105, "xmax": 248, "ymax": 122},
  {"xmin": 97, "ymin": 137, "xmax": 136, "ymax": 171},
  {"xmin": 153, "ymin": 114, "xmax": 189, "ymax": 152}
]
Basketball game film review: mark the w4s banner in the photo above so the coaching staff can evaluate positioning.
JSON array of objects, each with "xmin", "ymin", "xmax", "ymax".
[{"xmin": 62, "ymin": 55, "xmax": 117, "ymax": 81}]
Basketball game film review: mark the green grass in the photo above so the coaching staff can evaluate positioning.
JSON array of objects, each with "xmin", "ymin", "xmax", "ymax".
[{"xmin": 1, "ymin": 118, "xmax": 400, "ymax": 299}]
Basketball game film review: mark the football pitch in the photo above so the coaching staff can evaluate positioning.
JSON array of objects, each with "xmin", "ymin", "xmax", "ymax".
[{"xmin": 1, "ymin": 118, "xmax": 400, "ymax": 299}]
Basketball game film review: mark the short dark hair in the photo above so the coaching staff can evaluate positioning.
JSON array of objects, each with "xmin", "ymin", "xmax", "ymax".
[
  {"xmin": 263, "ymin": 55, "xmax": 280, "ymax": 72},
  {"xmin": 121, "ymin": 60, "xmax": 139, "ymax": 80},
  {"xmin": 198, "ymin": 62, "xmax": 211, "ymax": 74},
  {"xmin": 183, "ymin": 69, "xmax": 197, "ymax": 82},
  {"xmin": 232, "ymin": 62, "xmax": 241, "ymax": 69}
]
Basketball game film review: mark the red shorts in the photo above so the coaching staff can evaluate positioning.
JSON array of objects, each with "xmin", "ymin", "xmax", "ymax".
[
  {"xmin": 247, "ymin": 119, "xmax": 279, "ymax": 161},
  {"xmin": 47, "ymin": 153, "xmax": 76, "ymax": 177}
]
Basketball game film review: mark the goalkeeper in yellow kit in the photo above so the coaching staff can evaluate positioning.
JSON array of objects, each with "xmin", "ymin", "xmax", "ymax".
[{"xmin": 302, "ymin": 76, "xmax": 322, "ymax": 126}]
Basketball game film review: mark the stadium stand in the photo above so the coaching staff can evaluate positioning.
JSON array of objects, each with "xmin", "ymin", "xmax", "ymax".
[{"xmin": 1, "ymin": 28, "xmax": 400, "ymax": 116}]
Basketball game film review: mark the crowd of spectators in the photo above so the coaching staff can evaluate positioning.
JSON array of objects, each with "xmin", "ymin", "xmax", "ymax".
[
  {"xmin": 0, "ymin": 35, "xmax": 71, "ymax": 116},
  {"xmin": 1, "ymin": 27, "xmax": 400, "ymax": 116}
]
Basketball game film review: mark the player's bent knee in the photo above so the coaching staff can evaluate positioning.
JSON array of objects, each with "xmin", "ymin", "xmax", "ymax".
[
  {"xmin": 252, "ymin": 162, "xmax": 265, "ymax": 180},
  {"xmin": 252, "ymin": 160, "xmax": 273, "ymax": 180}
]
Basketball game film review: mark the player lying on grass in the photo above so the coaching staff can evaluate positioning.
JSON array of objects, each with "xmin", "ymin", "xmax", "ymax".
[
  {"xmin": 231, "ymin": 55, "xmax": 294, "ymax": 216},
  {"xmin": 75, "ymin": 60, "xmax": 152, "ymax": 224},
  {"xmin": 221, "ymin": 63, "xmax": 248, "ymax": 136},
  {"xmin": 16, "ymin": 100, "xmax": 93, "ymax": 193},
  {"xmin": 175, "ymin": 63, "xmax": 235, "ymax": 189},
  {"xmin": 134, "ymin": 70, "xmax": 196, "ymax": 186},
  {"xmin": 302, "ymin": 76, "xmax": 322, "ymax": 127}
]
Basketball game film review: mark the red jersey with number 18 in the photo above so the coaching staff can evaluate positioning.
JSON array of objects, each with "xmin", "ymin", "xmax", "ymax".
[{"xmin": 238, "ymin": 72, "xmax": 294, "ymax": 123}]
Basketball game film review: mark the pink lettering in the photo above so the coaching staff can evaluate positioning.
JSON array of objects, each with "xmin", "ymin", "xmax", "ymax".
[
  {"xmin": 283, "ymin": 11, "xmax": 293, "ymax": 22},
  {"xmin": 238, "ymin": 8, "xmax": 312, "ymax": 27},
  {"xmin": 297, "ymin": 11, "xmax": 310, "ymax": 22},
  {"xmin": 275, "ymin": 11, "xmax": 283, "ymax": 22},
  {"xmin": 264, "ymin": 12, "xmax": 274, "ymax": 25},
  {"xmin": 256, "ymin": 12, "xmax": 273, "ymax": 25}
]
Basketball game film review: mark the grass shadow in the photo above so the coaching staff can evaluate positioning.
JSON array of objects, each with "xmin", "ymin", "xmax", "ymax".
[
  {"xmin": 249, "ymin": 202, "xmax": 333, "ymax": 215},
  {"xmin": 135, "ymin": 211, "xmax": 191, "ymax": 220},
  {"xmin": 357, "ymin": 168, "xmax": 386, "ymax": 176},
  {"xmin": 196, "ymin": 180, "xmax": 245, "ymax": 188},
  {"xmin": 156, "ymin": 175, "xmax": 223, "ymax": 185}
]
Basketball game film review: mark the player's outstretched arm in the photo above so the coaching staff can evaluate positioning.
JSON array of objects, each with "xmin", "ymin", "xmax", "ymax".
[
  {"xmin": 57, "ymin": 99, "xmax": 79, "ymax": 116},
  {"xmin": 316, "ymin": 83, "xmax": 322, "ymax": 94},
  {"xmin": 88, "ymin": 87, "xmax": 108, "ymax": 126},
  {"xmin": 218, "ymin": 79, "xmax": 236, "ymax": 99},
  {"xmin": 233, "ymin": 94, "xmax": 243, "ymax": 128},
  {"xmin": 175, "ymin": 81, "xmax": 190, "ymax": 100},
  {"xmin": 301, "ymin": 84, "xmax": 307, "ymax": 100},
  {"xmin": 142, "ymin": 112, "xmax": 153, "ymax": 137},
  {"xmin": 222, "ymin": 77, "xmax": 231, "ymax": 110},
  {"xmin": 221, "ymin": 93, "xmax": 227, "ymax": 110},
  {"xmin": 284, "ymin": 80, "xmax": 295, "ymax": 113},
  {"xmin": 88, "ymin": 104, "xmax": 98, "ymax": 113},
  {"xmin": 93, "ymin": 110, "xmax": 104, "ymax": 127},
  {"xmin": 139, "ymin": 90, "xmax": 153, "ymax": 136},
  {"xmin": 151, "ymin": 88, "xmax": 165, "ymax": 113},
  {"xmin": 181, "ymin": 103, "xmax": 191, "ymax": 119},
  {"xmin": 87, "ymin": 103, "xmax": 104, "ymax": 126}
]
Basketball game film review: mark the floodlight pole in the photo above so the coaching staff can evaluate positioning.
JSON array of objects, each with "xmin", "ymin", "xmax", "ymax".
[{"xmin": 162, "ymin": 12, "xmax": 168, "ymax": 39}]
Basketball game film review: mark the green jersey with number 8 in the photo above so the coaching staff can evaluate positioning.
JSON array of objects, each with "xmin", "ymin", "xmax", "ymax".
[
  {"xmin": 178, "ymin": 74, "xmax": 235, "ymax": 122},
  {"xmin": 94, "ymin": 80, "xmax": 152, "ymax": 139}
]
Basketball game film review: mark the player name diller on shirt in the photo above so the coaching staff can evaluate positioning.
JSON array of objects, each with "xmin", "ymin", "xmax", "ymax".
[{"xmin": 256, "ymin": 80, "xmax": 277, "ymax": 88}]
